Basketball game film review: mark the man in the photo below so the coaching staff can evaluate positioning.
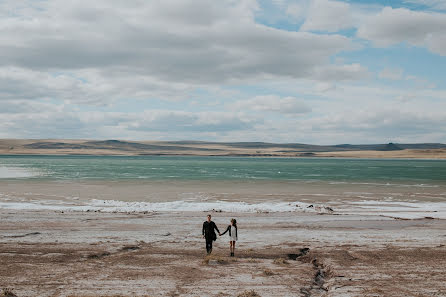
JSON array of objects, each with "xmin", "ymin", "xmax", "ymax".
[{"xmin": 202, "ymin": 214, "xmax": 220, "ymax": 254}]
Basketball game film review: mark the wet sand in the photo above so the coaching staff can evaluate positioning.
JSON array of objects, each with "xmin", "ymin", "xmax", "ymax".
[{"xmin": 1, "ymin": 210, "xmax": 445, "ymax": 297}]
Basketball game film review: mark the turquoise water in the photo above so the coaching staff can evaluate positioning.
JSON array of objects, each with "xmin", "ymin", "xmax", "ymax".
[{"xmin": 1, "ymin": 155, "xmax": 445, "ymax": 183}]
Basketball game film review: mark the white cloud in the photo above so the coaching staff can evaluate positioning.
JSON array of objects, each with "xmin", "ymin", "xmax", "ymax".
[
  {"xmin": 300, "ymin": 0, "xmax": 353, "ymax": 32},
  {"xmin": 311, "ymin": 63, "xmax": 370, "ymax": 81},
  {"xmin": 0, "ymin": 0, "xmax": 369, "ymax": 112},
  {"xmin": 0, "ymin": 0, "xmax": 445, "ymax": 143},
  {"xmin": 0, "ymin": 66, "xmax": 196, "ymax": 105},
  {"xmin": 0, "ymin": 109, "xmax": 261, "ymax": 139},
  {"xmin": 0, "ymin": 0, "xmax": 354, "ymax": 87},
  {"xmin": 357, "ymin": 7, "xmax": 446, "ymax": 55},
  {"xmin": 379, "ymin": 68, "xmax": 404, "ymax": 80},
  {"xmin": 232, "ymin": 95, "xmax": 312, "ymax": 114},
  {"xmin": 286, "ymin": 1, "xmax": 308, "ymax": 21}
]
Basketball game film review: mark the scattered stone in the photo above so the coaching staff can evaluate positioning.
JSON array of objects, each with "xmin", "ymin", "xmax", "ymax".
[
  {"xmin": 120, "ymin": 246, "xmax": 140, "ymax": 251},
  {"xmin": 203, "ymin": 255, "xmax": 226, "ymax": 265},
  {"xmin": 263, "ymin": 269, "xmax": 274, "ymax": 276},
  {"xmin": 4, "ymin": 232, "xmax": 41, "ymax": 238},
  {"xmin": 314, "ymin": 269, "xmax": 326, "ymax": 286},
  {"xmin": 1, "ymin": 288, "xmax": 18, "ymax": 297},
  {"xmin": 288, "ymin": 247, "xmax": 310, "ymax": 260},
  {"xmin": 86, "ymin": 252, "xmax": 110, "ymax": 259},
  {"xmin": 273, "ymin": 258, "xmax": 288, "ymax": 265},
  {"xmin": 237, "ymin": 290, "xmax": 261, "ymax": 297},
  {"xmin": 299, "ymin": 287, "xmax": 311, "ymax": 297}
]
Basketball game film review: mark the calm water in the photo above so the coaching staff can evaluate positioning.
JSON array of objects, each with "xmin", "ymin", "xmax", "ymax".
[
  {"xmin": 0, "ymin": 155, "xmax": 445, "ymax": 184},
  {"xmin": 1, "ymin": 155, "xmax": 446, "ymax": 216}
]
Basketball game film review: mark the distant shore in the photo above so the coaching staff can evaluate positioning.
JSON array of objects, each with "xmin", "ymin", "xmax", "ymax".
[{"xmin": 1, "ymin": 139, "xmax": 446, "ymax": 159}]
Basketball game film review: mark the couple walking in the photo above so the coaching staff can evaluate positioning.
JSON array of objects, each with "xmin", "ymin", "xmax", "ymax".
[{"xmin": 202, "ymin": 214, "xmax": 238, "ymax": 256}]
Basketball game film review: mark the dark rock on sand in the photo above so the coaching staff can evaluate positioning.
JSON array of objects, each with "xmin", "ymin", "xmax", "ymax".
[
  {"xmin": 121, "ymin": 245, "xmax": 140, "ymax": 251},
  {"xmin": 87, "ymin": 252, "xmax": 111, "ymax": 259},
  {"xmin": 1, "ymin": 288, "xmax": 18, "ymax": 297},
  {"xmin": 3, "ymin": 232, "xmax": 41, "ymax": 238},
  {"xmin": 288, "ymin": 248, "xmax": 310, "ymax": 260}
]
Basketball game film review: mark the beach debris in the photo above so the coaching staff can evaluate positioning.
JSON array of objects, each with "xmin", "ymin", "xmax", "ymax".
[
  {"xmin": 310, "ymin": 257, "xmax": 332, "ymax": 290},
  {"xmin": 202, "ymin": 255, "xmax": 226, "ymax": 265},
  {"xmin": 299, "ymin": 287, "xmax": 311, "ymax": 297},
  {"xmin": 1, "ymin": 288, "xmax": 18, "ymax": 297},
  {"xmin": 237, "ymin": 290, "xmax": 261, "ymax": 297},
  {"xmin": 287, "ymin": 247, "xmax": 310, "ymax": 260},
  {"xmin": 256, "ymin": 210, "xmax": 269, "ymax": 214},
  {"xmin": 262, "ymin": 268, "xmax": 274, "ymax": 276},
  {"xmin": 160, "ymin": 232, "xmax": 171, "ymax": 236},
  {"xmin": 3, "ymin": 232, "xmax": 41, "ymax": 238},
  {"xmin": 86, "ymin": 251, "xmax": 110, "ymax": 259},
  {"xmin": 273, "ymin": 258, "xmax": 288, "ymax": 265},
  {"xmin": 314, "ymin": 268, "xmax": 327, "ymax": 287},
  {"xmin": 307, "ymin": 204, "xmax": 334, "ymax": 214},
  {"xmin": 298, "ymin": 253, "xmax": 333, "ymax": 294},
  {"xmin": 120, "ymin": 245, "xmax": 140, "ymax": 251}
]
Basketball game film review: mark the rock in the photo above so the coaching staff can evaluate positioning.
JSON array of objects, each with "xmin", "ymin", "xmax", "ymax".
[
  {"xmin": 288, "ymin": 247, "xmax": 310, "ymax": 260},
  {"xmin": 121, "ymin": 245, "xmax": 140, "ymax": 251}
]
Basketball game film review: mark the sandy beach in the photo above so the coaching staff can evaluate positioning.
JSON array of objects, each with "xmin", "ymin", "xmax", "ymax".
[
  {"xmin": 1, "ymin": 156, "xmax": 446, "ymax": 296},
  {"xmin": 1, "ymin": 208, "xmax": 445, "ymax": 297}
]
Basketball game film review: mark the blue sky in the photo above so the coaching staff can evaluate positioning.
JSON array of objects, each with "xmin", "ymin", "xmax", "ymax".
[{"xmin": 0, "ymin": 0, "xmax": 445, "ymax": 144}]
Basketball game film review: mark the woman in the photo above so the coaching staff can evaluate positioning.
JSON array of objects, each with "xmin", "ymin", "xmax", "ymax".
[{"xmin": 220, "ymin": 218, "xmax": 238, "ymax": 257}]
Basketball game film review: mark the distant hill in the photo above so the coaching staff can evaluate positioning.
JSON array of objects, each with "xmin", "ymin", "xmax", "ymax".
[
  {"xmin": 165, "ymin": 141, "xmax": 445, "ymax": 152},
  {"xmin": 1, "ymin": 139, "xmax": 446, "ymax": 158}
]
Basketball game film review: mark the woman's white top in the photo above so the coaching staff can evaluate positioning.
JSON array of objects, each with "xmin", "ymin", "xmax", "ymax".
[{"xmin": 230, "ymin": 225, "xmax": 238, "ymax": 241}]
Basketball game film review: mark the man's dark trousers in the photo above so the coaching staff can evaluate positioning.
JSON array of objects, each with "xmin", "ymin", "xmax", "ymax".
[{"xmin": 205, "ymin": 237, "xmax": 213, "ymax": 254}]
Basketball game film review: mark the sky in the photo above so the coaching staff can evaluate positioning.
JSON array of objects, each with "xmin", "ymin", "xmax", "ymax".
[{"xmin": 0, "ymin": 0, "xmax": 445, "ymax": 144}]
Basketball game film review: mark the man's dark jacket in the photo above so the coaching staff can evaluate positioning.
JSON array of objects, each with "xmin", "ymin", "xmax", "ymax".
[{"xmin": 202, "ymin": 221, "xmax": 219, "ymax": 241}]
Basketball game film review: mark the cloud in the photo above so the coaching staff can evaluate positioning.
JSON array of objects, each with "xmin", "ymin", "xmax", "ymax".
[
  {"xmin": 232, "ymin": 95, "xmax": 312, "ymax": 114},
  {"xmin": 357, "ymin": 7, "xmax": 446, "ymax": 55},
  {"xmin": 300, "ymin": 0, "xmax": 353, "ymax": 32},
  {"xmin": 0, "ymin": 1, "xmax": 445, "ymax": 144},
  {"xmin": 129, "ymin": 110, "xmax": 258, "ymax": 132},
  {"xmin": 0, "ymin": 108, "xmax": 261, "ymax": 139},
  {"xmin": 0, "ymin": 100, "xmax": 62, "ymax": 114},
  {"xmin": 311, "ymin": 63, "xmax": 370, "ymax": 81},
  {"xmin": 285, "ymin": 1, "xmax": 308, "ymax": 21},
  {"xmin": 0, "ymin": 66, "xmax": 197, "ymax": 104},
  {"xmin": 0, "ymin": 0, "xmax": 353, "ymax": 88},
  {"xmin": 379, "ymin": 68, "xmax": 404, "ymax": 80}
]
